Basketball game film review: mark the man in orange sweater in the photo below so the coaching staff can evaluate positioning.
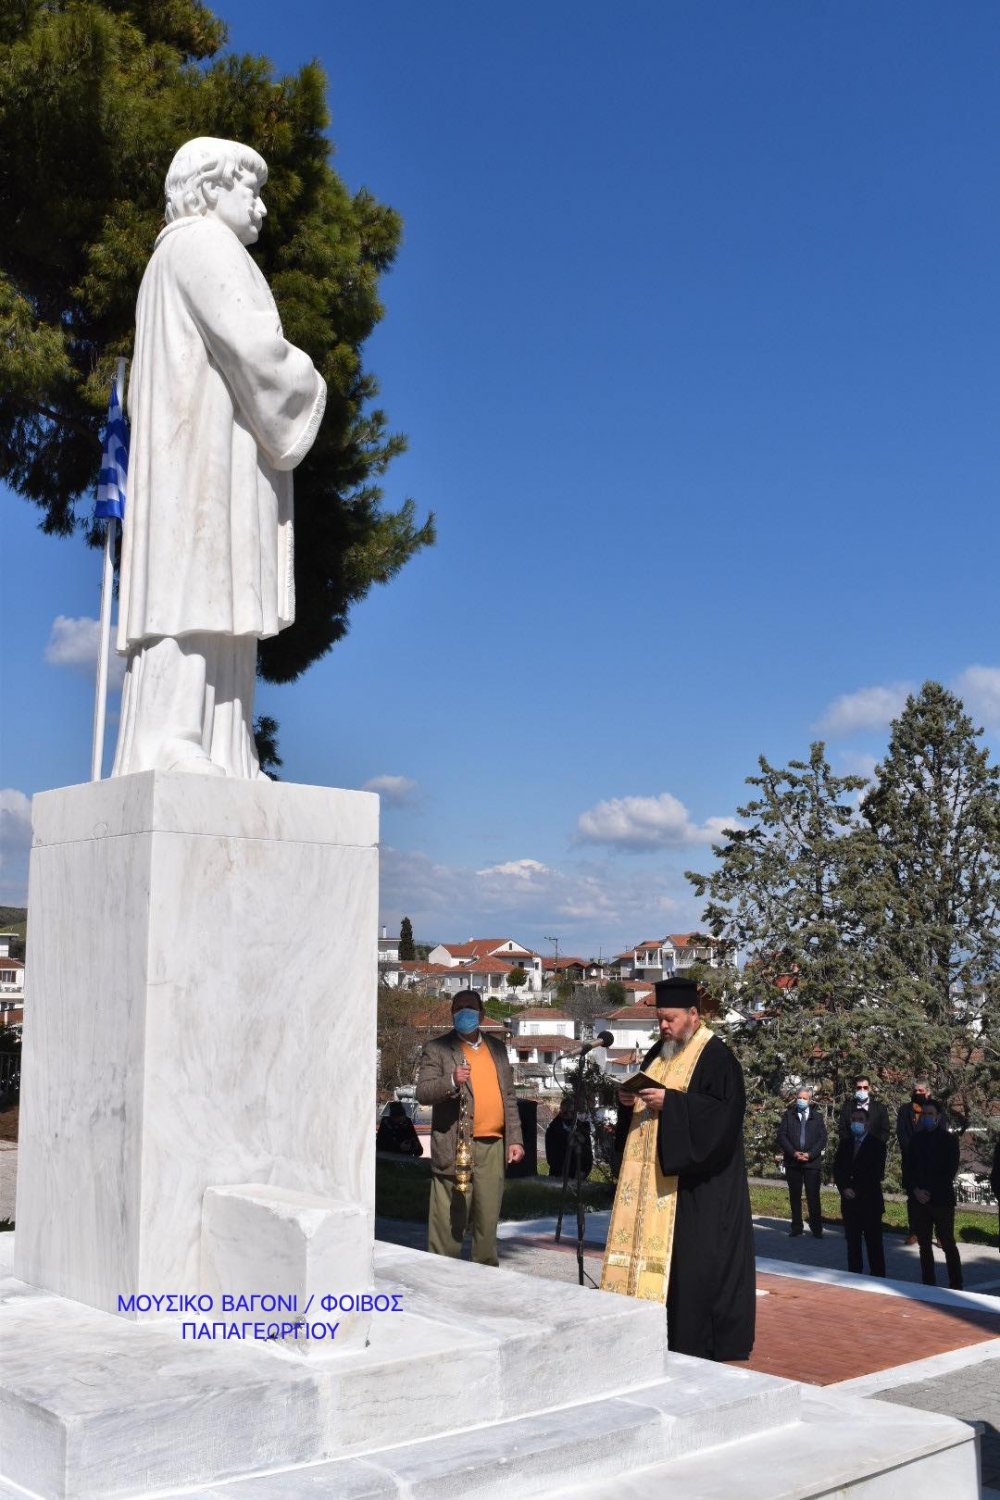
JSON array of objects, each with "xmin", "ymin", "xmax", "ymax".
[{"xmin": 416, "ymin": 990, "xmax": 524, "ymax": 1265}]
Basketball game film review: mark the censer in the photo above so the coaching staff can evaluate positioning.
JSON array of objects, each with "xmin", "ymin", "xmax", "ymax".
[{"xmin": 454, "ymin": 1088, "xmax": 474, "ymax": 1195}]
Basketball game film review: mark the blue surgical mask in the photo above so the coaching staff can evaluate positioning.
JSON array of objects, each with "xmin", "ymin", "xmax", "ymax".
[
  {"xmin": 922, "ymin": 1115, "xmax": 938, "ymax": 1131},
  {"xmin": 850, "ymin": 1121, "xmax": 866, "ymax": 1138},
  {"xmin": 855, "ymin": 1089, "xmax": 869, "ymax": 1103},
  {"xmin": 795, "ymin": 1099, "xmax": 808, "ymax": 1113},
  {"xmin": 453, "ymin": 1008, "xmax": 480, "ymax": 1035}
]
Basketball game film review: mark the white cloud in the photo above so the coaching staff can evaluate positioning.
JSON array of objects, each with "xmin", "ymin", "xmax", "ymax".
[
  {"xmin": 0, "ymin": 789, "xmax": 32, "ymax": 905},
  {"xmin": 379, "ymin": 845, "xmax": 692, "ymax": 951},
  {"xmin": 952, "ymin": 665, "xmax": 1000, "ymax": 729},
  {"xmin": 45, "ymin": 615, "xmax": 126, "ymax": 690},
  {"xmin": 575, "ymin": 792, "xmax": 733, "ymax": 852},
  {"xmin": 476, "ymin": 858, "xmax": 552, "ymax": 881},
  {"xmin": 362, "ymin": 774, "xmax": 418, "ymax": 807},
  {"xmin": 814, "ymin": 682, "xmax": 912, "ymax": 738}
]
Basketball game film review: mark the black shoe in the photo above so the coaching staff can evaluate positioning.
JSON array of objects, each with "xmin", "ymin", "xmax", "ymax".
[
  {"xmin": 788, "ymin": 1226, "xmax": 804, "ymax": 1237},
  {"xmin": 811, "ymin": 1229, "xmax": 824, "ymax": 1238}
]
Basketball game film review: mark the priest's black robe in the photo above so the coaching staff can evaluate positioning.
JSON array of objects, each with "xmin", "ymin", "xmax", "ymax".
[{"xmin": 616, "ymin": 1034, "xmax": 756, "ymax": 1361}]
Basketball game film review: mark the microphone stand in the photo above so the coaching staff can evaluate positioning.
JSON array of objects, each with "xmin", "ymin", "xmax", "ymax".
[{"xmin": 554, "ymin": 1055, "xmax": 595, "ymax": 1287}]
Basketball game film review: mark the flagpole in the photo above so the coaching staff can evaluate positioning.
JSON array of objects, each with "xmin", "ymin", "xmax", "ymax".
[{"xmin": 91, "ymin": 356, "xmax": 128, "ymax": 782}]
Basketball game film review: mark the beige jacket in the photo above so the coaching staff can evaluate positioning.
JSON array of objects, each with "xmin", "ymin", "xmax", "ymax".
[{"xmin": 415, "ymin": 1030, "xmax": 523, "ymax": 1178}]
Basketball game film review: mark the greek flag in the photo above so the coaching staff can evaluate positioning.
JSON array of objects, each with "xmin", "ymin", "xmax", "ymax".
[{"xmin": 94, "ymin": 365, "xmax": 129, "ymax": 521}]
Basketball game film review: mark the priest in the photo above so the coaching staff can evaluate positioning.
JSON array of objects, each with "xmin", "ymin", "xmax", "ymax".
[{"xmin": 600, "ymin": 976, "xmax": 755, "ymax": 1361}]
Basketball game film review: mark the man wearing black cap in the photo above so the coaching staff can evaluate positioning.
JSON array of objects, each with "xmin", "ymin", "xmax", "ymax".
[
  {"xmin": 600, "ymin": 977, "xmax": 755, "ymax": 1362},
  {"xmin": 415, "ymin": 990, "xmax": 523, "ymax": 1266}
]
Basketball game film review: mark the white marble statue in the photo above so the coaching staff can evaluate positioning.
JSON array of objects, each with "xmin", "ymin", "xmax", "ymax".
[{"xmin": 111, "ymin": 137, "xmax": 327, "ymax": 778}]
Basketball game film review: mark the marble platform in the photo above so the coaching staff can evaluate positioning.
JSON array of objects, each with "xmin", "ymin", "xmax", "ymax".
[
  {"xmin": 0, "ymin": 1241, "xmax": 980, "ymax": 1500},
  {"xmin": 15, "ymin": 774, "xmax": 379, "ymax": 1319}
]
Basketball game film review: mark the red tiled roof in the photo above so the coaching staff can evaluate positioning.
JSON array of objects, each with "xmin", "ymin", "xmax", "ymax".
[
  {"xmin": 462, "ymin": 956, "xmax": 525, "ymax": 974},
  {"xmin": 607, "ymin": 1006, "xmax": 661, "ymax": 1023},
  {"xmin": 439, "ymin": 938, "xmax": 529, "ymax": 960},
  {"xmin": 398, "ymin": 961, "xmax": 456, "ymax": 975},
  {"xmin": 512, "ymin": 1035, "xmax": 583, "ymax": 1052},
  {"xmin": 541, "ymin": 956, "xmax": 588, "ymax": 971},
  {"xmin": 517, "ymin": 1007, "xmax": 572, "ymax": 1020},
  {"xmin": 406, "ymin": 999, "xmax": 506, "ymax": 1031}
]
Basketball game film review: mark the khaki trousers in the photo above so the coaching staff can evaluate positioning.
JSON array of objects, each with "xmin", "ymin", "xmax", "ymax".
[{"xmin": 427, "ymin": 1137, "xmax": 505, "ymax": 1266}]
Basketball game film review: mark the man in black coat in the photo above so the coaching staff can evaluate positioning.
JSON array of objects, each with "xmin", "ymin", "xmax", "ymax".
[
  {"xmin": 895, "ymin": 1080, "xmax": 931, "ymax": 1244},
  {"xmin": 903, "ymin": 1099, "xmax": 963, "ymax": 1289},
  {"xmin": 836, "ymin": 1074, "xmax": 891, "ymax": 1144},
  {"xmin": 606, "ymin": 977, "xmax": 755, "ymax": 1362},
  {"xmin": 776, "ymin": 1086, "xmax": 827, "ymax": 1238},
  {"xmin": 834, "ymin": 1108, "xmax": 887, "ymax": 1276}
]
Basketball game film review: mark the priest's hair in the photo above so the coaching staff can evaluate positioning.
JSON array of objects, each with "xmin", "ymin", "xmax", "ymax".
[{"xmin": 164, "ymin": 137, "xmax": 269, "ymax": 223}]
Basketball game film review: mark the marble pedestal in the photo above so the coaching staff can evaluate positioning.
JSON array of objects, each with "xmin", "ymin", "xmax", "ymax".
[
  {"xmin": 0, "ymin": 1241, "xmax": 980, "ymax": 1500},
  {"xmin": 14, "ymin": 773, "xmax": 378, "ymax": 1320}
]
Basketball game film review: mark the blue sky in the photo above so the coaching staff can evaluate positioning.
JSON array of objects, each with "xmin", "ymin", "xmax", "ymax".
[{"xmin": 3, "ymin": 2, "xmax": 1000, "ymax": 955}]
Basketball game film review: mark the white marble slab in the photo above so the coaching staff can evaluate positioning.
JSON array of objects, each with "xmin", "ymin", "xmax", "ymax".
[
  {"xmin": 30, "ymin": 771, "xmax": 378, "ymax": 848},
  {"xmin": 15, "ymin": 774, "xmax": 379, "ymax": 1318},
  {"xmin": 201, "ymin": 1185, "xmax": 374, "ymax": 1354},
  {"xmin": 0, "ymin": 1240, "xmax": 789, "ymax": 1499},
  {"xmin": 560, "ymin": 1387, "xmax": 980, "ymax": 1499}
]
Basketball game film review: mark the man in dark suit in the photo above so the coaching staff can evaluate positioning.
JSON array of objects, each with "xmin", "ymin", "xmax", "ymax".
[
  {"xmin": 415, "ymin": 990, "xmax": 523, "ymax": 1266},
  {"xmin": 776, "ymin": 1087, "xmax": 827, "ymax": 1238},
  {"xmin": 834, "ymin": 1108, "xmax": 887, "ymax": 1276},
  {"xmin": 903, "ymin": 1099, "xmax": 963, "ymax": 1290},
  {"xmin": 896, "ymin": 1080, "xmax": 931, "ymax": 1244},
  {"xmin": 836, "ymin": 1074, "xmax": 891, "ymax": 1145}
]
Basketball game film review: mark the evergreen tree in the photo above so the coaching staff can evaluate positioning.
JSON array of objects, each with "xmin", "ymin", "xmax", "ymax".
[
  {"xmin": 687, "ymin": 744, "xmax": 930, "ymax": 1174},
  {"xmin": 398, "ymin": 916, "xmax": 415, "ymax": 962},
  {"xmin": 861, "ymin": 682, "xmax": 1000, "ymax": 1123},
  {"xmin": 252, "ymin": 715, "xmax": 282, "ymax": 781},
  {"xmin": 0, "ymin": 0, "xmax": 433, "ymax": 687}
]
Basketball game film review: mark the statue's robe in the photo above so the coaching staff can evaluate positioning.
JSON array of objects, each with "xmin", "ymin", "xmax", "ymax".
[
  {"xmin": 615, "ymin": 1035, "xmax": 756, "ymax": 1360},
  {"xmin": 117, "ymin": 216, "xmax": 326, "ymax": 651}
]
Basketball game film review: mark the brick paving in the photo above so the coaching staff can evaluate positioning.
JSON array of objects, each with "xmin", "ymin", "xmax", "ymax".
[{"xmin": 747, "ymin": 1271, "xmax": 1000, "ymax": 1384}]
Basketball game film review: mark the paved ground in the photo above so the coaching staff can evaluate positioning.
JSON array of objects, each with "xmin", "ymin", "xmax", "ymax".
[{"xmin": 871, "ymin": 1361, "xmax": 1000, "ymax": 1492}]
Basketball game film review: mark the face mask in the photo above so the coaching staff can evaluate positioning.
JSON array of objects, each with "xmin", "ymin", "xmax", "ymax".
[
  {"xmin": 855, "ymin": 1089, "xmax": 869, "ymax": 1103},
  {"xmin": 795, "ymin": 1099, "xmax": 808, "ymax": 1113},
  {"xmin": 453, "ymin": 1008, "xmax": 480, "ymax": 1035},
  {"xmin": 922, "ymin": 1116, "xmax": 938, "ymax": 1131},
  {"xmin": 850, "ymin": 1122, "xmax": 866, "ymax": 1138}
]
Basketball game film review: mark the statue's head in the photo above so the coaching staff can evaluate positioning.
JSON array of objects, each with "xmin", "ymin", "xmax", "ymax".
[{"xmin": 164, "ymin": 137, "xmax": 269, "ymax": 245}]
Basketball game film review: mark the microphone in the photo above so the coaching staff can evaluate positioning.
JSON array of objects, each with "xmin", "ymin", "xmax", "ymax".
[{"xmin": 579, "ymin": 1032, "xmax": 615, "ymax": 1072}]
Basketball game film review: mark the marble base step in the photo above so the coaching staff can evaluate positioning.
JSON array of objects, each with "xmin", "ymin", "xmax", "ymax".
[
  {"xmin": 562, "ymin": 1386, "xmax": 980, "ymax": 1499},
  {"xmin": 1, "ymin": 1240, "xmax": 721, "ymax": 1499},
  {"xmin": 183, "ymin": 1362, "xmax": 795, "ymax": 1498}
]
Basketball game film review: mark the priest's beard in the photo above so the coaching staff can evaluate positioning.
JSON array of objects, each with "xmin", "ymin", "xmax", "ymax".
[{"xmin": 658, "ymin": 1039, "xmax": 679, "ymax": 1061}]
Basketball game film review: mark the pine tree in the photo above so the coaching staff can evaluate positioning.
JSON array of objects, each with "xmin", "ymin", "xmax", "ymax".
[
  {"xmin": 0, "ymin": 0, "xmax": 433, "ymax": 686},
  {"xmin": 861, "ymin": 682, "xmax": 1000, "ymax": 1124},
  {"xmin": 687, "ymin": 744, "xmax": 930, "ymax": 1174},
  {"xmin": 398, "ymin": 916, "xmax": 415, "ymax": 962}
]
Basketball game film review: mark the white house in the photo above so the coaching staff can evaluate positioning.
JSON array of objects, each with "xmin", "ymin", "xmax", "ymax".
[
  {"xmin": 0, "ymin": 933, "xmax": 24, "ymax": 1029},
  {"xmin": 584, "ymin": 1006, "xmax": 658, "ymax": 1082},
  {"xmin": 508, "ymin": 1009, "xmax": 583, "ymax": 1089},
  {"xmin": 611, "ymin": 934, "xmax": 722, "ymax": 982},
  {"xmin": 510, "ymin": 1007, "xmax": 576, "ymax": 1040},
  {"xmin": 425, "ymin": 937, "xmax": 544, "ymax": 995},
  {"xmin": 378, "ymin": 927, "xmax": 401, "ymax": 987}
]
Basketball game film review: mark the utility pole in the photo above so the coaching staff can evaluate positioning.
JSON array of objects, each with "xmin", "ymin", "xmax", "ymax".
[{"xmin": 544, "ymin": 935, "xmax": 560, "ymax": 962}]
